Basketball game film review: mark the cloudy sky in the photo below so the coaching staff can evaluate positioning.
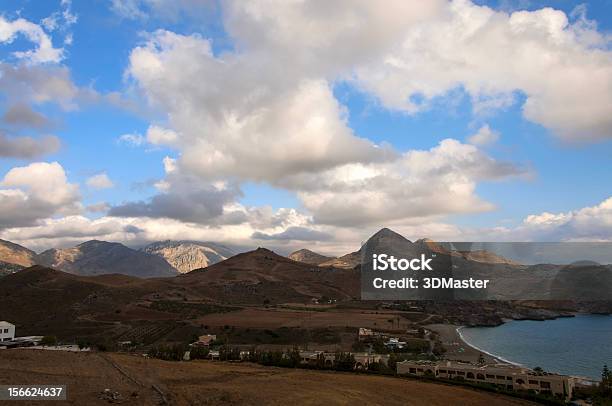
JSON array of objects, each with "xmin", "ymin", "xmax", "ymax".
[{"xmin": 0, "ymin": 0, "xmax": 611, "ymax": 254}]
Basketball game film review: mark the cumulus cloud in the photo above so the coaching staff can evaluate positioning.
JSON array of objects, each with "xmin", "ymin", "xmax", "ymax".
[
  {"xmin": 0, "ymin": 63, "xmax": 83, "ymax": 110},
  {"xmin": 219, "ymin": 0, "xmax": 612, "ymax": 141},
  {"xmin": 0, "ymin": 133, "xmax": 60, "ymax": 158},
  {"xmin": 292, "ymin": 139, "xmax": 525, "ymax": 226},
  {"xmin": 86, "ymin": 173, "xmax": 114, "ymax": 189},
  {"xmin": 0, "ymin": 162, "xmax": 80, "ymax": 228},
  {"xmin": 0, "ymin": 15, "xmax": 64, "ymax": 64},
  {"xmin": 467, "ymin": 125, "xmax": 499, "ymax": 146},
  {"xmin": 252, "ymin": 226, "xmax": 332, "ymax": 241},
  {"xmin": 127, "ymin": 30, "xmax": 395, "ymax": 183},
  {"xmin": 121, "ymin": 3, "xmax": 545, "ymax": 230},
  {"xmin": 109, "ymin": 183, "xmax": 242, "ymax": 224},
  {"xmin": 520, "ymin": 197, "xmax": 612, "ymax": 241}
]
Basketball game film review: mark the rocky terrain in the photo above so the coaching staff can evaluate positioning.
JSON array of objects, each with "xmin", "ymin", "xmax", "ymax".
[
  {"xmin": 142, "ymin": 240, "xmax": 235, "ymax": 273},
  {"xmin": 35, "ymin": 240, "xmax": 177, "ymax": 278},
  {"xmin": 0, "ymin": 239, "xmax": 36, "ymax": 267},
  {"xmin": 288, "ymin": 248, "xmax": 333, "ymax": 265}
]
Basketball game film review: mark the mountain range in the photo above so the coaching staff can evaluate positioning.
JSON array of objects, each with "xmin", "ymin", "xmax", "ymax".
[
  {"xmin": 1, "ymin": 228, "xmax": 610, "ymax": 342},
  {"xmin": 35, "ymin": 240, "xmax": 177, "ymax": 278},
  {"xmin": 0, "ymin": 239, "xmax": 236, "ymax": 278}
]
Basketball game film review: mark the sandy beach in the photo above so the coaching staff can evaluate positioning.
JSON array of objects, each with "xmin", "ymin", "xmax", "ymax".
[{"xmin": 426, "ymin": 323, "xmax": 506, "ymax": 365}]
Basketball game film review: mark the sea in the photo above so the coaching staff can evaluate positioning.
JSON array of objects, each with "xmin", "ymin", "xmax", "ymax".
[{"xmin": 458, "ymin": 314, "xmax": 612, "ymax": 381}]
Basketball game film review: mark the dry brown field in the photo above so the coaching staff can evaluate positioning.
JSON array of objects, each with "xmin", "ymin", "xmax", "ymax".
[{"xmin": 0, "ymin": 349, "xmax": 536, "ymax": 406}]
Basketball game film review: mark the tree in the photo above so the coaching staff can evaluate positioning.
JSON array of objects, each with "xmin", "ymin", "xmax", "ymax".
[
  {"xmin": 40, "ymin": 336, "xmax": 57, "ymax": 346},
  {"xmin": 477, "ymin": 353, "xmax": 485, "ymax": 365},
  {"xmin": 387, "ymin": 353, "xmax": 398, "ymax": 372},
  {"xmin": 190, "ymin": 346, "xmax": 210, "ymax": 360},
  {"xmin": 601, "ymin": 364, "xmax": 612, "ymax": 396}
]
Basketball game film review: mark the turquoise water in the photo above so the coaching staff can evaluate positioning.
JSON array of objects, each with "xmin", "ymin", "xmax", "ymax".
[{"xmin": 459, "ymin": 314, "xmax": 612, "ymax": 380}]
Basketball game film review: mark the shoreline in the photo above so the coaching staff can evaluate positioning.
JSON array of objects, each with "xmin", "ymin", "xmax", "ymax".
[
  {"xmin": 455, "ymin": 326, "xmax": 523, "ymax": 367},
  {"xmin": 425, "ymin": 323, "xmax": 499, "ymax": 365}
]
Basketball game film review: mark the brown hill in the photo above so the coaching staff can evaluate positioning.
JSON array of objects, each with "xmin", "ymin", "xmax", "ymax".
[
  {"xmin": 0, "ymin": 238, "xmax": 36, "ymax": 267},
  {"xmin": 181, "ymin": 248, "xmax": 359, "ymax": 304},
  {"xmin": 288, "ymin": 248, "xmax": 334, "ymax": 265},
  {"xmin": 0, "ymin": 248, "xmax": 360, "ymax": 340}
]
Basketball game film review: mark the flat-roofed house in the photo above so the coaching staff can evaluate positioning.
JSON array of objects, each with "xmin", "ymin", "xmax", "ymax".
[
  {"xmin": 0, "ymin": 321, "xmax": 15, "ymax": 342},
  {"xmin": 193, "ymin": 334, "xmax": 217, "ymax": 347}
]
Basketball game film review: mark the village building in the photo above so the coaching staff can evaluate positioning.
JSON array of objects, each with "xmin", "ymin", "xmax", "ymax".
[{"xmin": 192, "ymin": 334, "xmax": 217, "ymax": 347}]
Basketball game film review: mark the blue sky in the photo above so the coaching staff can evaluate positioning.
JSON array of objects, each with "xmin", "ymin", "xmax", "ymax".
[{"xmin": 0, "ymin": 0, "xmax": 611, "ymax": 253}]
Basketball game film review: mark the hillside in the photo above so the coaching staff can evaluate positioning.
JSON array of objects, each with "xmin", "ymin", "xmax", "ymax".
[
  {"xmin": 35, "ymin": 240, "xmax": 177, "ymax": 278},
  {"xmin": 142, "ymin": 240, "xmax": 235, "ymax": 273},
  {"xmin": 288, "ymin": 248, "xmax": 334, "ymax": 265},
  {"xmin": 0, "ymin": 238, "xmax": 36, "ymax": 267},
  {"xmin": 181, "ymin": 248, "xmax": 359, "ymax": 304},
  {"xmin": 0, "ymin": 260, "xmax": 24, "ymax": 277}
]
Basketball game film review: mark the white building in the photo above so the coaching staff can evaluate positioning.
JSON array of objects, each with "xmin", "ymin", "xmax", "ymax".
[{"xmin": 0, "ymin": 321, "xmax": 15, "ymax": 342}]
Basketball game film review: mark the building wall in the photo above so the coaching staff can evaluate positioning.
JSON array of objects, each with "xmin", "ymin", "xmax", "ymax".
[
  {"xmin": 397, "ymin": 361, "xmax": 573, "ymax": 399},
  {"xmin": 0, "ymin": 323, "xmax": 15, "ymax": 341}
]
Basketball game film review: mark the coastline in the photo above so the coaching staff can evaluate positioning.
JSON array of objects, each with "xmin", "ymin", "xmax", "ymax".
[
  {"xmin": 455, "ymin": 326, "xmax": 523, "ymax": 367},
  {"xmin": 426, "ymin": 323, "xmax": 515, "ymax": 365}
]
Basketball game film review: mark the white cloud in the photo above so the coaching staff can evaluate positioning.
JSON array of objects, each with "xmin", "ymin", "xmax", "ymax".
[
  {"xmin": 86, "ymin": 173, "xmax": 114, "ymax": 190},
  {"xmin": 351, "ymin": 1, "xmax": 612, "ymax": 141},
  {"xmin": 467, "ymin": 124, "xmax": 499, "ymax": 146},
  {"xmin": 0, "ymin": 162, "xmax": 80, "ymax": 228},
  {"xmin": 0, "ymin": 16, "xmax": 63, "ymax": 64},
  {"xmin": 146, "ymin": 125, "xmax": 178, "ymax": 146},
  {"xmin": 519, "ymin": 197, "xmax": 612, "ymax": 241},
  {"xmin": 293, "ymin": 139, "xmax": 524, "ymax": 226},
  {"xmin": 118, "ymin": 133, "xmax": 145, "ymax": 147},
  {"xmin": 122, "ymin": 5, "xmax": 532, "ymax": 229},
  {"xmin": 127, "ymin": 32, "xmax": 394, "ymax": 182}
]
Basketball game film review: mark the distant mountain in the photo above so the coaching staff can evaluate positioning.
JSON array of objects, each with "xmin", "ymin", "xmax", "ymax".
[
  {"xmin": 35, "ymin": 240, "xmax": 177, "ymax": 278},
  {"xmin": 142, "ymin": 240, "xmax": 235, "ymax": 274},
  {"xmin": 320, "ymin": 230, "xmax": 521, "ymax": 269},
  {"xmin": 320, "ymin": 228, "xmax": 413, "ymax": 269},
  {"xmin": 319, "ymin": 251, "xmax": 361, "ymax": 269},
  {"xmin": 288, "ymin": 249, "xmax": 334, "ymax": 265},
  {"xmin": 456, "ymin": 250, "xmax": 521, "ymax": 266},
  {"xmin": 0, "ymin": 239, "xmax": 36, "ymax": 267}
]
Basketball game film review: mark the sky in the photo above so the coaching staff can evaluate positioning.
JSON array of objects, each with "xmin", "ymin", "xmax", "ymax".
[{"xmin": 0, "ymin": 0, "xmax": 611, "ymax": 255}]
